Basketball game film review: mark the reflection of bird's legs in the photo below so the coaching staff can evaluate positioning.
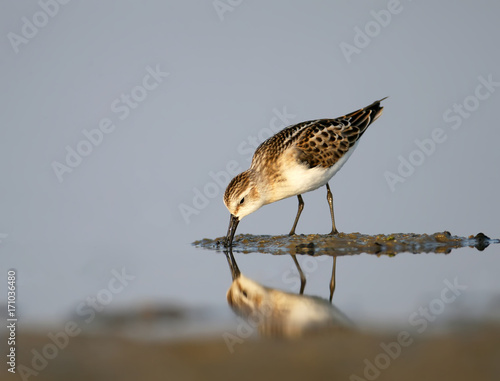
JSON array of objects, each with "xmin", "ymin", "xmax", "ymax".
[
  {"xmin": 329, "ymin": 256, "xmax": 336, "ymax": 303},
  {"xmin": 289, "ymin": 195, "xmax": 304, "ymax": 236},
  {"xmin": 291, "ymin": 254, "xmax": 306, "ymax": 294}
]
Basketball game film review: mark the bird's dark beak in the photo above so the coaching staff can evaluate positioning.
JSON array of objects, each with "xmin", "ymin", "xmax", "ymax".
[{"xmin": 225, "ymin": 214, "xmax": 239, "ymax": 247}]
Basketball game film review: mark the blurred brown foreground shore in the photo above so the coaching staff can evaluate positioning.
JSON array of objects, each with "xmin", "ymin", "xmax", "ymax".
[{"xmin": 8, "ymin": 324, "xmax": 500, "ymax": 381}]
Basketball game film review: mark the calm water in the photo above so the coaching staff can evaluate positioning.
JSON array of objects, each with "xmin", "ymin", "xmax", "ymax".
[
  {"xmin": 2, "ymin": 1, "xmax": 500, "ymax": 339},
  {"xmin": 5, "ymin": 230, "xmax": 499, "ymax": 336}
]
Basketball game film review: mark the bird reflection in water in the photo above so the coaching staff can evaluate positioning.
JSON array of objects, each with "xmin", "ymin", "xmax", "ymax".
[{"xmin": 224, "ymin": 250, "xmax": 351, "ymax": 338}]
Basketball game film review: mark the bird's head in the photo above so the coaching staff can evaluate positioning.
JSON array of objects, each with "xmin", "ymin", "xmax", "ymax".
[
  {"xmin": 223, "ymin": 171, "xmax": 264, "ymax": 220},
  {"xmin": 226, "ymin": 274, "xmax": 268, "ymax": 317},
  {"xmin": 222, "ymin": 171, "xmax": 265, "ymax": 246}
]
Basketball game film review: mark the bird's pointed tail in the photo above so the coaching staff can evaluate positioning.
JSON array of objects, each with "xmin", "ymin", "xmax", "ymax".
[{"xmin": 342, "ymin": 97, "xmax": 387, "ymax": 132}]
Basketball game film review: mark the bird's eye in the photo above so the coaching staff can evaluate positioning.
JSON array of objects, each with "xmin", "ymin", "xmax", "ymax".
[
  {"xmin": 242, "ymin": 291, "xmax": 248, "ymax": 298},
  {"xmin": 239, "ymin": 198, "xmax": 245, "ymax": 205}
]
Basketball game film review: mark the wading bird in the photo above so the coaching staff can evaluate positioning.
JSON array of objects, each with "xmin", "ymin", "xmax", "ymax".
[{"xmin": 223, "ymin": 98, "xmax": 386, "ymax": 246}]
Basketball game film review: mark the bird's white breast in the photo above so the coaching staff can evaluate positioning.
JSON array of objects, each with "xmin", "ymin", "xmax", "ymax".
[{"xmin": 271, "ymin": 142, "xmax": 359, "ymax": 202}]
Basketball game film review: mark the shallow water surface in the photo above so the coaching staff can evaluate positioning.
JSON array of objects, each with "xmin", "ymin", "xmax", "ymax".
[
  {"xmin": 191, "ymin": 231, "xmax": 500, "ymax": 332},
  {"xmin": 194, "ymin": 231, "xmax": 497, "ymax": 256}
]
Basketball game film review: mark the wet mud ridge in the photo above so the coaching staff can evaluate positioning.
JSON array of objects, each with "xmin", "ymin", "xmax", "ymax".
[{"xmin": 193, "ymin": 232, "xmax": 499, "ymax": 256}]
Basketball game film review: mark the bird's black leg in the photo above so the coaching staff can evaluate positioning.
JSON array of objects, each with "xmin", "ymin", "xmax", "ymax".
[
  {"xmin": 326, "ymin": 183, "xmax": 338, "ymax": 234},
  {"xmin": 289, "ymin": 194, "xmax": 304, "ymax": 236}
]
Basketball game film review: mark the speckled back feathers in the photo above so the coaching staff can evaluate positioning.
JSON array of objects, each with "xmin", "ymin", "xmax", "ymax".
[
  {"xmin": 251, "ymin": 98, "xmax": 385, "ymax": 169},
  {"xmin": 222, "ymin": 98, "xmax": 386, "ymax": 219}
]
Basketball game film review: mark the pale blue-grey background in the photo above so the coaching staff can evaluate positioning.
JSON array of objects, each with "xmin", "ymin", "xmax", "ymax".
[{"xmin": 1, "ymin": 0, "xmax": 499, "ymax": 328}]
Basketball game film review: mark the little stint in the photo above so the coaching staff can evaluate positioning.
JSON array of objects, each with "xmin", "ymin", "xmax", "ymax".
[{"xmin": 223, "ymin": 98, "xmax": 386, "ymax": 246}]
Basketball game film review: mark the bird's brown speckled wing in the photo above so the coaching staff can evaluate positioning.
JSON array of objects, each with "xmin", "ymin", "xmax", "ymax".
[
  {"xmin": 250, "ymin": 120, "xmax": 317, "ymax": 168},
  {"xmin": 294, "ymin": 99, "xmax": 385, "ymax": 168}
]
